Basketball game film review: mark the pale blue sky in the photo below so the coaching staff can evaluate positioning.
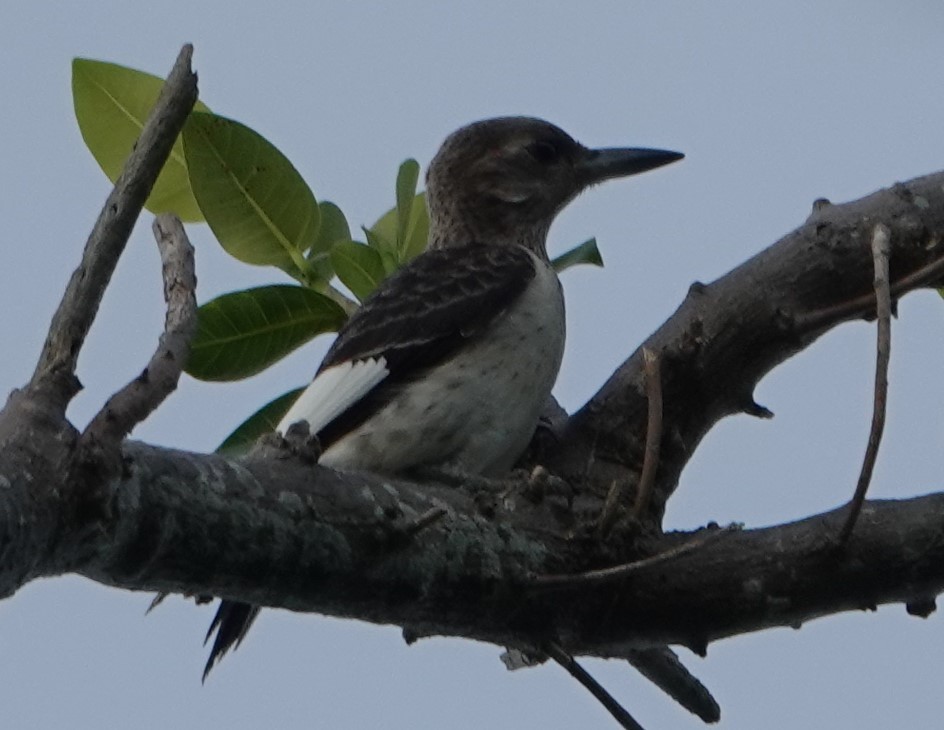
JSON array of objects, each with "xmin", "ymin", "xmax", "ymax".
[{"xmin": 3, "ymin": 3, "xmax": 944, "ymax": 728}]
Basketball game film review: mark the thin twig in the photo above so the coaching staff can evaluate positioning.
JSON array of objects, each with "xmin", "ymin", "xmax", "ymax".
[
  {"xmin": 632, "ymin": 348, "xmax": 663, "ymax": 521},
  {"xmin": 795, "ymin": 245, "xmax": 944, "ymax": 333},
  {"xmin": 544, "ymin": 642, "xmax": 646, "ymax": 730},
  {"xmin": 82, "ymin": 215, "xmax": 197, "ymax": 444},
  {"xmin": 597, "ymin": 349, "xmax": 663, "ymax": 537},
  {"xmin": 839, "ymin": 224, "xmax": 892, "ymax": 544},
  {"xmin": 398, "ymin": 507, "xmax": 448, "ymax": 539},
  {"xmin": 29, "ymin": 45, "xmax": 198, "ymax": 412},
  {"xmin": 531, "ymin": 525, "xmax": 737, "ymax": 590},
  {"xmin": 596, "ymin": 479, "xmax": 626, "ymax": 538}
]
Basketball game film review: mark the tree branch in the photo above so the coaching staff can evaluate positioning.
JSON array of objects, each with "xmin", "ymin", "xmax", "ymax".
[
  {"xmin": 5, "ymin": 168, "xmax": 944, "ymax": 648},
  {"xmin": 82, "ymin": 215, "xmax": 197, "ymax": 445},
  {"xmin": 550, "ymin": 178, "xmax": 944, "ymax": 522},
  {"xmin": 1, "ymin": 439, "xmax": 943, "ymax": 660},
  {"xmin": 29, "ymin": 45, "xmax": 198, "ymax": 413}
]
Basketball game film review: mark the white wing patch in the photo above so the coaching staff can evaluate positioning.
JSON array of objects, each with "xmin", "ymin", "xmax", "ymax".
[{"xmin": 275, "ymin": 357, "xmax": 389, "ymax": 436}]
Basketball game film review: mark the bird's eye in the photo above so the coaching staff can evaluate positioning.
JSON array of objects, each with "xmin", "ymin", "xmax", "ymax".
[{"xmin": 525, "ymin": 140, "xmax": 560, "ymax": 164}]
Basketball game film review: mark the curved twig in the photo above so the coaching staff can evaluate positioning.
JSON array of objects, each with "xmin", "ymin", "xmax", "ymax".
[
  {"xmin": 839, "ymin": 223, "xmax": 892, "ymax": 543},
  {"xmin": 82, "ymin": 215, "xmax": 197, "ymax": 444},
  {"xmin": 530, "ymin": 525, "xmax": 737, "ymax": 590},
  {"xmin": 795, "ymin": 240, "xmax": 944, "ymax": 332},
  {"xmin": 632, "ymin": 348, "xmax": 663, "ymax": 520}
]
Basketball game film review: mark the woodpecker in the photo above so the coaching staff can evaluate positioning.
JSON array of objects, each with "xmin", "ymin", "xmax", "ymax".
[{"xmin": 202, "ymin": 117, "xmax": 683, "ymax": 679}]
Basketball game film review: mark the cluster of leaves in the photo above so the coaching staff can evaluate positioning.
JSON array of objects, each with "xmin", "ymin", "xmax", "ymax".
[{"xmin": 71, "ymin": 59, "xmax": 603, "ymax": 453}]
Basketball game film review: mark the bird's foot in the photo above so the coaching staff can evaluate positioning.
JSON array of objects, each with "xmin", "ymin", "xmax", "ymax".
[
  {"xmin": 249, "ymin": 422, "xmax": 322, "ymax": 465},
  {"xmin": 519, "ymin": 465, "xmax": 572, "ymax": 503}
]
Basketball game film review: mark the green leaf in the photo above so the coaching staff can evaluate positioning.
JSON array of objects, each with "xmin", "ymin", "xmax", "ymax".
[
  {"xmin": 311, "ymin": 201, "xmax": 351, "ymax": 254},
  {"xmin": 551, "ymin": 238, "xmax": 604, "ymax": 273},
  {"xmin": 330, "ymin": 240, "xmax": 386, "ymax": 302},
  {"xmin": 400, "ymin": 194, "xmax": 430, "ymax": 262},
  {"xmin": 186, "ymin": 285, "xmax": 346, "ymax": 381},
  {"xmin": 395, "ymin": 159, "xmax": 420, "ymax": 253},
  {"xmin": 308, "ymin": 252, "xmax": 335, "ymax": 285},
  {"xmin": 183, "ymin": 112, "xmax": 320, "ymax": 275},
  {"xmin": 362, "ymin": 224, "xmax": 395, "ymax": 253},
  {"xmin": 72, "ymin": 58, "xmax": 211, "ymax": 221},
  {"xmin": 362, "ymin": 227, "xmax": 399, "ymax": 275},
  {"xmin": 216, "ymin": 388, "xmax": 304, "ymax": 456},
  {"xmin": 371, "ymin": 191, "xmax": 429, "ymax": 265},
  {"xmin": 308, "ymin": 201, "xmax": 351, "ymax": 282}
]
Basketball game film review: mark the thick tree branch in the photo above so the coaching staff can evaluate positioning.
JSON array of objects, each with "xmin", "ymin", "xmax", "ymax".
[
  {"xmin": 550, "ymin": 177, "xmax": 944, "ymax": 523},
  {"xmin": 29, "ymin": 45, "xmax": 197, "ymax": 413},
  {"xmin": 1, "ymin": 438, "xmax": 943, "ymax": 661}
]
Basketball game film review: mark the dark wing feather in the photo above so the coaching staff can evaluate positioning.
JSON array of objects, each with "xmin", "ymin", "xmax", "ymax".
[
  {"xmin": 202, "ymin": 242, "xmax": 535, "ymax": 678},
  {"xmin": 316, "ymin": 242, "xmax": 536, "ymax": 448}
]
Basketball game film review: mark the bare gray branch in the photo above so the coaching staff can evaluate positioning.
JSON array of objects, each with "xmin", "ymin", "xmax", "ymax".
[
  {"xmin": 82, "ymin": 214, "xmax": 197, "ymax": 445},
  {"xmin": 29, "ymin": 45, "xmax": 198, "ymax": 413}
]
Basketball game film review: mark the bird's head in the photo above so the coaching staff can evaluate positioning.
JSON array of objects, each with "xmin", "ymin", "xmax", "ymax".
[{"xmin": 425, "ymin": 117, "xmax": 683, "ymax": 256}]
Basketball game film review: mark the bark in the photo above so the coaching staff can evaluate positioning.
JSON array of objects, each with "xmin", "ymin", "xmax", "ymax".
[{"xmin": 3, "ymin": 44, "xmax": 944, "ymax": 726}]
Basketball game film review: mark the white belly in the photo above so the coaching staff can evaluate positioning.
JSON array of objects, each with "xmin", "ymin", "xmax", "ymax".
[{"xmin": 320, "ymin": 260, "xmax": 565, "ymax": 476}]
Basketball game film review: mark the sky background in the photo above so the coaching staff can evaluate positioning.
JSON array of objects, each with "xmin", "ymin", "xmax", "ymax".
[{"xmin": 2, "ymin": 2, "xmax": 944, "ymax": 729}]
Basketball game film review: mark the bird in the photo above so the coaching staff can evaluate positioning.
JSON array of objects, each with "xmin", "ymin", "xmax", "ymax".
[{"xmin": 201, "ymin": 116, "xmax": 683, "ymax": 680}]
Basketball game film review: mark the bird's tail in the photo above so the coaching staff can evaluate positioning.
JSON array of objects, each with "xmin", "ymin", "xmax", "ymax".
[
  {"xmin": 202, "ymin": 600, "xmax": 261, "ymax": 682},
  {"xmin": 625, "ymin": 646, "xmax": 720, "ymax": 723}
]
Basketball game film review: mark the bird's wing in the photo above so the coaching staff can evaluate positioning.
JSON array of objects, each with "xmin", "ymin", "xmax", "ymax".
[
  {"xmin": 203, "ymin": 243, "xmax": 537, "ymax": 679},
  {"xmin": 275, "ymin": 358, "xmax": 389, "ymax": 436},
  {"xmin": 282, "ymin": 242, "xmax": 538, "ymax": 448}
]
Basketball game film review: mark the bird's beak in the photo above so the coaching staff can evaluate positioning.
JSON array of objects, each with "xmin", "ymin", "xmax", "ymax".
[{"xmin": 577, "ymin": 147, "xmax": 684, "ymax": 185}]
